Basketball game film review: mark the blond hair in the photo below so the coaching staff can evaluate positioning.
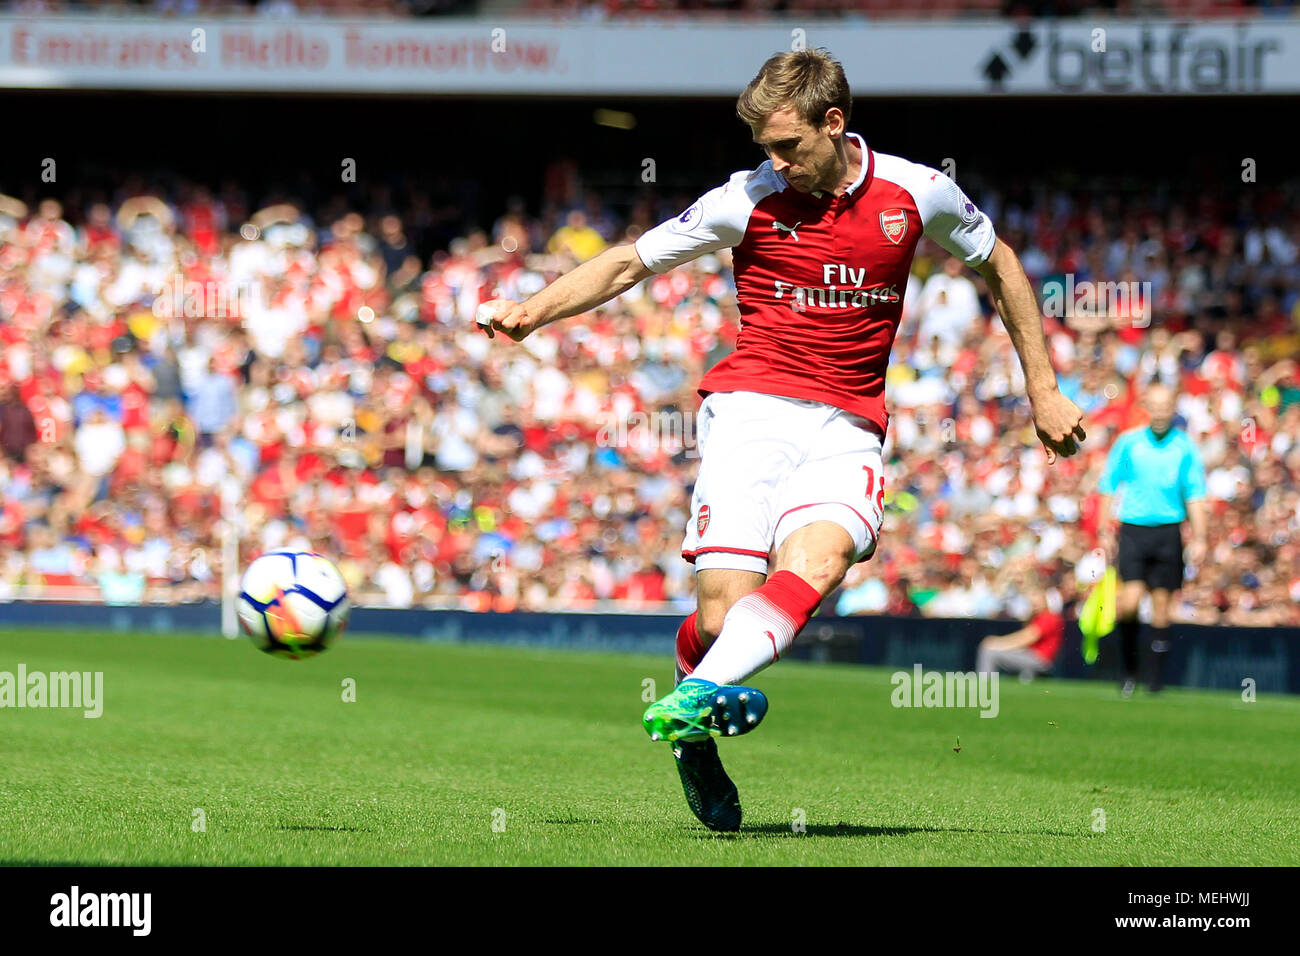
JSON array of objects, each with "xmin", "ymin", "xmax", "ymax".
[{"xmin": 736, "ymin": 48, "xmax": 852, "ymax": 131}]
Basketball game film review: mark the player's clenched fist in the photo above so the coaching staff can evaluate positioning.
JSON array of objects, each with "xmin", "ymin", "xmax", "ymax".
[
  {"xmin": 476, "ymin": 299, "xmax": 535, "ymax": 341},
  {"xmin": 1030, "ymin": 389, "xmax": 1087, "ymax": 465}
]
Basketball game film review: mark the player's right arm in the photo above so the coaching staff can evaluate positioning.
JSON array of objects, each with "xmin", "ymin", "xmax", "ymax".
[
  {"xmin": 1096, "ymin": 493, "xmax": 1117, "ymax": 560},
  {"xmin": 479, "ymin": 171, "xmax": 753, "ymax": 341},
  {"xmin": 478, "ymin": 242, "xmax": 654, "ymax": 341},
  {"xmin": 1095, "ymin": 433, "xmax": 1130, "ymax": 559}
]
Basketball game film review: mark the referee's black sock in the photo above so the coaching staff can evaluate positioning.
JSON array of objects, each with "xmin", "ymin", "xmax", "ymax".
[
  {"xmin": 1149, "ymin": 626, "xmax": 1173, "ymax": 692},
  {"xmin": 1118, "ymin": 617, "xmax": 1140, "ymax": 683}
]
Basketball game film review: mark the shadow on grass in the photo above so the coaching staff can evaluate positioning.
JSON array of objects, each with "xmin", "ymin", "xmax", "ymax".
[
  {"xmin": 276, "ymin": 825, "xmax": 371, "ymax": 833},
  {"xmin": 0, "ymin": 859, "xmax": 120, "ymax": 866},
  {"xmin": 543, "ymin": 818, "xmax": 605, "ymax": 826},
  {"xmin": 695, "ymin": 822, "xmax": 1081, "ymax": 839}
]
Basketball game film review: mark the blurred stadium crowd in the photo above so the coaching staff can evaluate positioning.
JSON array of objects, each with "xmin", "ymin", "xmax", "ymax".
[
  {"xmin": 0, "ymin": 0, "xmax": 474, "ymax": 16},
  {"xmin": 520, "ymin": 0, "xmax": 1300, "ymax": 18},
  {"xmin": 1, "ymin": 162, "xmax": 1298, "ymax": 625},
  {"xmin": 3, "ymin": 0, "xmax": 1295, "ymax": 17}
]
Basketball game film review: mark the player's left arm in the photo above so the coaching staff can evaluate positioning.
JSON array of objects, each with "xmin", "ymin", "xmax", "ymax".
[
  {"xmin": 975, "ymin": 238, "xmax": 1086, "ymax": 464},
  {"xmin": 914, "ymin": 168, "xmax": 1083, "ymax": 464},
  {"xmin": 1186, "ymin": 499, "xmax": 1209, "ymax": 567},
  {"xmin": 1182, "ymin": 439, "xmax": 1210, "ymax": 565}
]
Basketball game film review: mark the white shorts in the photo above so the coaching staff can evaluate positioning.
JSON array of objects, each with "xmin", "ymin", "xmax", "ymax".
[{"xmin": 682, "ymin": 391, "xmax": 886, "ymax": 575}]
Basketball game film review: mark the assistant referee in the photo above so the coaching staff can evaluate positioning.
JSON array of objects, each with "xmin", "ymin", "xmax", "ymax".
[{"xmin": 1097, "ymin": 384, "xmax": 1208, "ymax": 695}]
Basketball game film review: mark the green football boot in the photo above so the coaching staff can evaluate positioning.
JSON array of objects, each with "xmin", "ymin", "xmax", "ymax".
[{"xmin": 642, "ymin": 677, "xmax": 768, "ymax": 743}]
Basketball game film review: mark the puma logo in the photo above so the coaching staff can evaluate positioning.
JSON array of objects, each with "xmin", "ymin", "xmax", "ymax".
[{"xmin": 772, "ymin": 220, "xmax": 801, "ymax": 241}]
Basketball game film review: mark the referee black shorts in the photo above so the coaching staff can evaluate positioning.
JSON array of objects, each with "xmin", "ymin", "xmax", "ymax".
[{"xmin": 1117, "ymin": 522, "xmax": 1184, "ymax": 591}]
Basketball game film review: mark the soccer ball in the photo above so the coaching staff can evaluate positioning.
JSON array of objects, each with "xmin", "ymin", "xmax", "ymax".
[{"xmin": 237, "ymin": 550, "xmax": 350, "ymax": 659}]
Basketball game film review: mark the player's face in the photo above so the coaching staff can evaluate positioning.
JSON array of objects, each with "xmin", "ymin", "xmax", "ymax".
[{"xmin": 752, "ymin": 107, "xmax": 837, "ymax": 193}]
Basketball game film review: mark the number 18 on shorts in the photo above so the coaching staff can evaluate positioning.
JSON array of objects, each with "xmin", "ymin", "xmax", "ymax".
[{"xmin": 681, "ymin": 391, "xmax": 886, "ymax": 575}]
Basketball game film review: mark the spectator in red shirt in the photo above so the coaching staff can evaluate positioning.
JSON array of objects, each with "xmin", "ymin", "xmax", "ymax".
[
  {"xmin": 976, "ymin": 590, "xmax": 1065, "ymax": 681},
  {"xmin": 0, "ymin": 382, "xmax": 37, "ymax": 461}
]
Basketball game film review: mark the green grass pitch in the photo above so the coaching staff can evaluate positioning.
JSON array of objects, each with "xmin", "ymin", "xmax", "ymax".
[{"xmin": 1, "ymin": 628, "xmax": 1297, "ymax": 866}]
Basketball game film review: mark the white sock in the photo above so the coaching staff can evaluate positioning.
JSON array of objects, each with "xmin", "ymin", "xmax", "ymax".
[{"xmin": 690, "ymin": 592, "xmax": 798, "ymax": 686}]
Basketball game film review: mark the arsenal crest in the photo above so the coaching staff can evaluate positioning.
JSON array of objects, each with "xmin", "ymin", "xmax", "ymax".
[
  {"xmin": 880, "ymin": 209, "xmax": 908, "ymax": 245},
  {"xmin": 697, "ymin": 505, "xmax": 711, "ymax": 536}
]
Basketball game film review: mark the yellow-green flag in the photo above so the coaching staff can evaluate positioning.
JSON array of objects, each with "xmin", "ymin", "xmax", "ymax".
[{"xmin": 1079, "ymin": 567, "xmax": 1117, "ymax": 665}]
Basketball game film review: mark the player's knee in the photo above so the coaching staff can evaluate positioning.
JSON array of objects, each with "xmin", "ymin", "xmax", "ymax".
[
  {"xmin": 698, "ymin": 595, "xmax": 744, "ymax": 643},
  {"xmin": 695, "ymin": 569, "xmax": 764, "ymax": 642},
  {"xmin": 775, "ymin": 522, "xmax": 855, "ymax": 594},
  {"xmin": 823, "ymin": 552, "xmax": 853, "ymax": 588},
  {"xmin": 777, "ymin": 549, "xmax": 850, "ymax": 597}
]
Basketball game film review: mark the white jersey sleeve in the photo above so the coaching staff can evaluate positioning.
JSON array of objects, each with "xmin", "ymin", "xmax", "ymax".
[
  {"xmin": 634, "ymin": 166, "xmax": 778, "ymax": 274},
  {"xmin": 874, "ymin": 153, "xmax": 997, "ymax": 267},
  {"xmin": 916, "ymin": 168, "xmax": 997, "ymax": 267}
]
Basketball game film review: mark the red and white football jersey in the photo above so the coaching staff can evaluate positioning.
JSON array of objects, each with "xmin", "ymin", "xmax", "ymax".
[{"xmin": 634, "ymin": 133, "xmax": 996, "ymax": 436}]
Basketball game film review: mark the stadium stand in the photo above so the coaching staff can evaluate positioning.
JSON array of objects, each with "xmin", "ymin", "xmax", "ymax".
[
  {"xmin": 2, "ymin": 0, "xmax": 1294, "ymax": 16},
  {"xmin": 514, "ymin": 0, "xmax": 1295, "ymax": 18},
  {"xmin": 0, "ymin": 0, "xmax": 476, "ymax": 16},
  {"xmin": 1, "ymin": 157, "xmax": 1297, "ymax": 622}
]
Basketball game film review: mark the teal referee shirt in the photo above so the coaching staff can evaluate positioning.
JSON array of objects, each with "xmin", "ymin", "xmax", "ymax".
[{"xmin": 1099, "ymin": 425, "xmax": 1207, "ymax": 526}]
